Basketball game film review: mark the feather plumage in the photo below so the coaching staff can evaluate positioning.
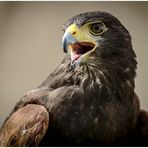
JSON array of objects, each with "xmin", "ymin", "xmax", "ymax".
[{"xmin": 0, "ymin": 11, "xmax": 147, "ymax": 146}]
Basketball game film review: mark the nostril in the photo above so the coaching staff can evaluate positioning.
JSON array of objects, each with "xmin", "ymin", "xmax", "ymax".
[{"xmin": 72, "ymin": 31, "xmax": 76, "ymax": 35}]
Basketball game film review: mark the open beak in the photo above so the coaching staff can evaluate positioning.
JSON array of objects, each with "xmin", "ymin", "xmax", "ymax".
[{"xmin": 62, "ymin": 25, "xmax": 96, "ymax": 64}]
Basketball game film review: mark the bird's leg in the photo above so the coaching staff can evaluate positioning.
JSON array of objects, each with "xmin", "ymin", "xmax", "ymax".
[{"xmin": 0, "ymin": 104, "xmax": 49, "ymax": 146}]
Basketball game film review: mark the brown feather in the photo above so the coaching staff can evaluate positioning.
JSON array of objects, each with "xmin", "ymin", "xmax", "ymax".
[
  {"xmin": 0, "ymin": 104, "xmax": 49, "ymax": 146},
  {"xmin": 0, "ymin": 11, "xmax": 147, "ymax": 146}
]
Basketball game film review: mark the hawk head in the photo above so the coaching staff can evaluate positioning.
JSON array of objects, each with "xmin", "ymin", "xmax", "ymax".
[{"xmin": 62, "ymin": 11, "xmax": 137, "ymax": 89}]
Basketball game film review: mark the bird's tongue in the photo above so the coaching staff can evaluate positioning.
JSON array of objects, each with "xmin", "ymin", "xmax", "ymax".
[
  {"xmin": 69, "ymin": 42, "xmax": 95, "ymax": 63},
  {"xmin": 71, "ymin": 53, "xmax": 81, "ymax": 63}
]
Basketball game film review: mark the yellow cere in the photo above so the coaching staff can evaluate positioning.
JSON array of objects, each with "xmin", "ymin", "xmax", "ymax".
[{"xmin": 66, "ymin": 23, "xmax": 96, "ymax": 44}]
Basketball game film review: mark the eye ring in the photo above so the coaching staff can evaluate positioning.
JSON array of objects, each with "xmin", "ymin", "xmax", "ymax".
[{"xmin": 89, "ymin": 22, "xmax": 106, "ymax": 36}]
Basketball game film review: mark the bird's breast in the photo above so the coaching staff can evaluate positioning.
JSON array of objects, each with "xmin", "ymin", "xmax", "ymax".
[{"xmin": 43, "ymin": 84, "xmax": 138, "ymax": 145}]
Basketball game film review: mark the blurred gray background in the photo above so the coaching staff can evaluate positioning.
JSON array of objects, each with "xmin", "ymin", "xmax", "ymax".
[{"xmin": 0, "ymin": 1, "xmax": 148, "ymax": 127}]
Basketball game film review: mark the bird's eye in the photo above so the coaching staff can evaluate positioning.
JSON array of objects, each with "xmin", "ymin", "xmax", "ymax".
[{"xmin": 89, "ymin": 22, "xmax": 105, "ymax": 35}]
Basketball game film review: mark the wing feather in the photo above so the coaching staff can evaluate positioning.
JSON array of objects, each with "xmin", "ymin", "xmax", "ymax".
[{"xmin": 0, "ymin": 104, "xmax": 49, "ymax": 146}]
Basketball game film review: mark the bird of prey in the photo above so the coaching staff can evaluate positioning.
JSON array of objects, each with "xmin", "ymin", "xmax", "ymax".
[{"xmin": 0, "ymin": 11, "xmax": 148, "ymax": 146}]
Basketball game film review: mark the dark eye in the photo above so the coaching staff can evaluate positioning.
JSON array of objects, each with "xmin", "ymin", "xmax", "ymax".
[{"xmin": 89, "ymin": 22, "xmax": 105, "ymax": 35}]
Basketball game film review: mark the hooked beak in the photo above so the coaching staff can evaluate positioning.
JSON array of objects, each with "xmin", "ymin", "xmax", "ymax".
[
  {"xmin": 62, "ymin": 31, "xmax": 77, "ymax": 53},
  {"xmin": 62, "ymin": 24, "xmax": 96, "ymax": 65}
]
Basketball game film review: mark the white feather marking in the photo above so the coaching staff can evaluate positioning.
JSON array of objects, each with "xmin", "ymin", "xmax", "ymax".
[
  {"xmin": 93, "ymin": 117, "xmax": 98, "ymax": 125},
  {"xmin": 124, "ymin": 67, "xmax": 130, "ymax": 72}
]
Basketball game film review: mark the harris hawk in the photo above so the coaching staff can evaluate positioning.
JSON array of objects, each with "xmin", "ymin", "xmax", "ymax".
[{"xmin": 0, "ymin": 11, "xmax": 148, "ymax": 146}]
